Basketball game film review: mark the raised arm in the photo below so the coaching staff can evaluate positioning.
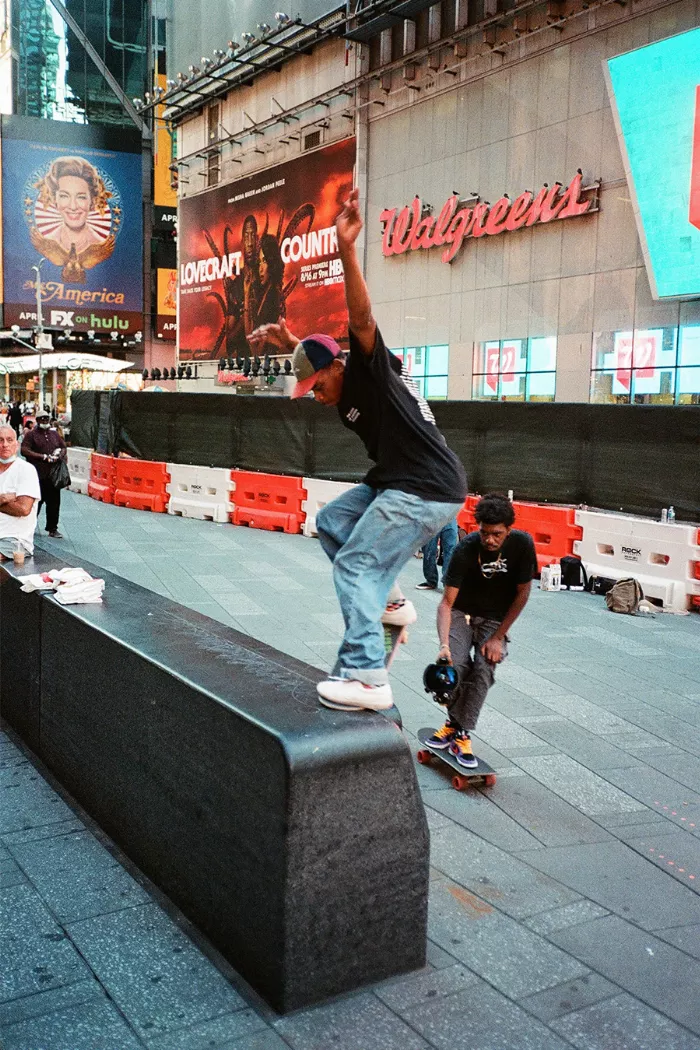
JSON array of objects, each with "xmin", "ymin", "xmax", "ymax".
[{"xmin": 336, "ymin": 189, "xmax": 376, "ymax": 355}]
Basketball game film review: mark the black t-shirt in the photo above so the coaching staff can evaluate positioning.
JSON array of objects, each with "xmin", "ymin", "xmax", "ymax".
[
  {"xmin": 336, "ymin": 328, "xmax": 467, "ymax": 502},
  {"xmin": 444, "ymin": 530, "xmax": 537, "ymax": 620}
]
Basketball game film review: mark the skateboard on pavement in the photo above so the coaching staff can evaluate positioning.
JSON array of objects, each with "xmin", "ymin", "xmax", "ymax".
[{"xmin": 416, "ymin": 727, "xmax": 497, "ymax": 791}]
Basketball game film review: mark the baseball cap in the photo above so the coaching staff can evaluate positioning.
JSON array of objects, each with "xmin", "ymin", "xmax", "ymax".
[{"xmin": 290, "ymin": 335, "xmax": 342, "ymax": 399}]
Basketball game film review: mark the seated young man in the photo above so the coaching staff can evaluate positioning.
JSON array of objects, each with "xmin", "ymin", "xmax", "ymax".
[
  {"xmin": 0, "ymin": 425, "xmax": 41, "ymax": 559},
  {"xmin": 430, "ymin": 493, "xmax": 536, "ymax": 767}
]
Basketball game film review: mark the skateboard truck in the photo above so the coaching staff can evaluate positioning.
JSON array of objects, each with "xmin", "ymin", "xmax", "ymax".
[{"xmin": 423, "ymin": 657, "xmax": 458, "ymax": 707}]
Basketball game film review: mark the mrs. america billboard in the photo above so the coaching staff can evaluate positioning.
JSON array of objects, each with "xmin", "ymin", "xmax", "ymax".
[
  {"xmin": 1, "ymin": 116, "xmax": 143, "ymax": 333},
  {"xmin": 178, "ymin": 137, "xmax": 355, "ymax": 360}
]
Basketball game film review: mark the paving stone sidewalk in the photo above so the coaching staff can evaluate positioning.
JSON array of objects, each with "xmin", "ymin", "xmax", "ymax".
[{"xmin": 2, "ymin": 490, "xmax": 700, "ymax": 1050}]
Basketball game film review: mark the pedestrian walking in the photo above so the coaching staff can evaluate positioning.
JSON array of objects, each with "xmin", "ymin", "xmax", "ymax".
[
  {"xmin": 249, "ymin": 189, "xmax": 467, "ymax": 711},
  {"xmin": 416, "ymin": 517, "xmax": 458, "ymax": 590},
  {"xmin": 20, "ymin": 411, "xmax": 67, "ymax": 538},
  {"xmin": 8, "ymin": 402, "xmax": 22, "ymax": 437}
]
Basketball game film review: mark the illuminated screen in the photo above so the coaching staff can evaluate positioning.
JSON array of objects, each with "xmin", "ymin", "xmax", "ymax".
[{"xmin": 606, "ymin": 27, "xmax": 700, "ymax": 298}]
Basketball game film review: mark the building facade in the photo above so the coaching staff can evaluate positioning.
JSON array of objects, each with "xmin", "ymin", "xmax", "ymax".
[{"xmin": 166, "ymin": 0, "xmax": 700, "ymax": 404}]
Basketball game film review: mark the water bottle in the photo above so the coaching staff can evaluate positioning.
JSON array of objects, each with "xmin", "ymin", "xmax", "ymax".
[
  {"xmin": 667, "ymin": 506, "xmax": 675, "ymax": 523},
  {"xmin": 661, "ymin": 508, "xmax": 668, "ymax": 523}
]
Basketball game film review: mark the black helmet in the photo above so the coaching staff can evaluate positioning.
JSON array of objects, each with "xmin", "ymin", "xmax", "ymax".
[{"xmin": 423, "ymin": 658, "xmax": 459, "ymax": 704}]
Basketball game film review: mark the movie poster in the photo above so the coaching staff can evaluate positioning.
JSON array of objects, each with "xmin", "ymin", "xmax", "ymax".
[
  {"xmin": 178, "ymin": 137, "xmax": 355, "ymax": 360},
  {"xmin": 156, "ymin": 267, "xmax": 177, "ymax": 340},
  {"xmin": 1, "ymin": 115, "xmax": 143, "ymax": 334},
  {"xmin": 153, "ymin": 72, "xmax": 178, "ymax": 233}
]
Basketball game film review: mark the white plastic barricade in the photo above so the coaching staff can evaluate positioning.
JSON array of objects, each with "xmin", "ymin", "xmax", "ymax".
[
  {"xmin": 574, "ymin": 510, "xmax": 700, "ymax": 612},
  {"xmin": 67, "ymin": 447, "xmax": 92, "ymax": 495},
  {"xmin": 301, "ymin": 478, "xmax": 357, "ymax": 538},
  {"xmin": 166, "ymin": 464, "xmax": 234, "ymax": 523}
]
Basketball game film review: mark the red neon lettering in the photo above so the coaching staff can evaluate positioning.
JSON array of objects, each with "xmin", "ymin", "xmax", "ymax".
[
  {"xmin": 380, "ymin": 209, "xmax": 397, "ymax": 257},
  {"xmin": 540, "ymin": 183, "xmax": 565, "ymax": 223},
  {"xmin": 392, "ymin": 198, "xmax": 421, "ymax": 255},
  {"xmin": 441, "ymin": 208, "xmax": 474, "ymax": 263},
  {"xmin": 432, "ymin": 196, "xmax": 459, "ymax": 246},
  {"xmin": 381, "ymin": 172, "xmax": 595, "ymax": 262},
  {"xmin": 557, "ymin": 173, "xmax": 593, "ymax": 219},
  {"xmin": 390, "ymin": 206, "xmax": 412, "ymax": 255},
  {"xmin": 471, "ymin": 203, "xmax": 491, "ymax": 238},
  {"xmin": 504, "ymin": 192, "xmax": 533, "ymax": 231},
  {"xmin": 411, "ymin": 213, "xmax": 437, "ymax": 250},
  {"xmin": 690, "ymin": 86, "xmax": 700, "ymax": 231},
  {"xmin": 484, "ymin": 197, "xmax": 511, "ymax": 236},
  {"xmin": 524, "ymin": 186, "xmax": 549, "ymax": 227}
]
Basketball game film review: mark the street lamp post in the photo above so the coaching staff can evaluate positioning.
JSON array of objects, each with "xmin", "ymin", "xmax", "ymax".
[{"xmin": 31, "ymin": 259, "xmax": 45, "ymax": 410}]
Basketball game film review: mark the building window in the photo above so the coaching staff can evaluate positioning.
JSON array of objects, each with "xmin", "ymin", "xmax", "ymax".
[
  {"xmin": 390, "ymin": 345, "xmax": 449, "ymax": 399},
  {"xmin": 590, "ymin": 326, "xmax": 699, "ymax": 404},
  {"xmin": 472, "ymin": 338, "xmax": 556, "ymax": 401}
]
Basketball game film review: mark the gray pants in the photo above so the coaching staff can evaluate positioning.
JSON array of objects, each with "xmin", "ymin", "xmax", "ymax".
[{"xmin": 447, "ymin": 609, "xmax": 507, "ymax": 732}]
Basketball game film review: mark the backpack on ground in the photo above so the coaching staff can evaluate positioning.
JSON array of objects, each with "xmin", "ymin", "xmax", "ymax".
[
  {"xmin": 605, "ymin": 578, "xmax": 644, "ymax": 615},
  {"xmin": 560, "ymin": 555, "xmax": 588, "ymax": 591},
  {"xmin": 587, "ymin": 575, "xmax": 616, "ymax": 596}
]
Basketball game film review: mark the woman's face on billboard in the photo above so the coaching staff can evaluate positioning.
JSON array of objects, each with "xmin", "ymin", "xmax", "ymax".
[
  {"xmin": 55, "ymin": 175, "xmax": 92, "ymax": 231},
  {"xmin": 259, "ymin": 249, "xmax": 269, "ymax": 285}
]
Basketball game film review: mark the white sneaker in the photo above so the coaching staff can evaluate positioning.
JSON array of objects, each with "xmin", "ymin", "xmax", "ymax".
[
  {"xmin": 317, "ymin": 678, "xmax": 394, "ymax": 711},
  {"xmin": 381, "ymin": 598, "xmax": 417, "ymax": 627}
]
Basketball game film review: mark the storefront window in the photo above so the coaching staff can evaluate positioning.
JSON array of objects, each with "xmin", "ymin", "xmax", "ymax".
[
  {"xmin": 591, "ymin": 326, "xmax": 698, "ymax": 403},
  {"xmin": 472, "ymin": 338, "xmax": 556, "ymax": 402},
  {"xmin": 390, "ymin": 344, "xmax": 449, "ymax": 399}
]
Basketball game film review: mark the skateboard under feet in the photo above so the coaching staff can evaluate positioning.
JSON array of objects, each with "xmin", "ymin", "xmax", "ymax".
[{"xmin": 416, "ymin": 727, "xmax": 497, "ymax": 791}]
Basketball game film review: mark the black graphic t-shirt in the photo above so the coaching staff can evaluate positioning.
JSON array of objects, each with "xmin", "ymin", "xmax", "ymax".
[
  {"xmin": 444, "ymin": 530, "xmax": 537, "ymax": 620},
  {"xmin": 336, "ymin": 328, "xmax": 467, "ymax": 503}
]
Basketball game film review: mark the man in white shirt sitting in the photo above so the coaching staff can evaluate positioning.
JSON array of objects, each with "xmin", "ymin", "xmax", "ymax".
[{"xmin": 0, "ymin": 425, "xmax": 41, "ymax": 559}]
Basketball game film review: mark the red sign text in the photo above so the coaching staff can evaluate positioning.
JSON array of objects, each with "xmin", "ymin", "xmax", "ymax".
[{"xmin": 380, "ymin": 173, "xmax": 597, "ymax": 264}]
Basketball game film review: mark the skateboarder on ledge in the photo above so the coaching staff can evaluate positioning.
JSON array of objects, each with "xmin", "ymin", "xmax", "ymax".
[
  {"xmin": 428, "ymin": 493, "xmax": 537, "ymax": 766},
  {"xmin": 248, "ymin": 188, "xmax": 466, "ymax": 712}
]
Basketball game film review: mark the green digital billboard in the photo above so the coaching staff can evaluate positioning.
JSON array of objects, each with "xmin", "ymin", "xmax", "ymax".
[{"xmin": 606, "ymin": 27, "xmax": 700, "ymax": 299}]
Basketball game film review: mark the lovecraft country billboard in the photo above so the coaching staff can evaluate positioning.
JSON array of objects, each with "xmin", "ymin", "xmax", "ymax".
[
  {"xmin": 1, "ymin": 116, "xmax": 144, "ymax": 334},
  {"xmin": 178, "ymin": 137, "xmax": 355, "ymax": 360}
]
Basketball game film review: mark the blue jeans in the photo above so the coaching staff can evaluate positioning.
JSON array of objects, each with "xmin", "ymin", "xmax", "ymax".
[
  {"xmin": 422, "ymin": 518, "xmax": 458, "ymax": 587},
  {"xmin": 316, "ymin": 484, "xmax": 463, "ymax": 685}
]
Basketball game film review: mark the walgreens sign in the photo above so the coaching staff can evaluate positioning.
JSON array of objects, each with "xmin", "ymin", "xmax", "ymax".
[{"xmin": 380, "ymin": 173, "xmax": 598, "ymax": 263}]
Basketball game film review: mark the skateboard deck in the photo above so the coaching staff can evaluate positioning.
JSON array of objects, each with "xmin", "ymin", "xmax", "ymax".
[
  {"xmin": 416, "ymin": 727, "xmax": 496, "ymax": 791},
  {"xmin": 317, "ymin": 622, "xmax": 407, "ymax": 725}
]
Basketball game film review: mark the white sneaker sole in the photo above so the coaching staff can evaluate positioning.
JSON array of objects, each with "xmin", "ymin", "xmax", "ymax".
[{"xmin": 318, "ymin": 695, "xmax": 394, "ymax": 712}]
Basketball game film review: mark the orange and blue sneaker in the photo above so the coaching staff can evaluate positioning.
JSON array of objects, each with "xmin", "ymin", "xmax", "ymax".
[
  {"xmin": 426, "ymin": 721, "xmax": 460, "ymax": 750},
  {"xmin": 449, "ymin": 732, "xmax": 478, "ymax": 769}
]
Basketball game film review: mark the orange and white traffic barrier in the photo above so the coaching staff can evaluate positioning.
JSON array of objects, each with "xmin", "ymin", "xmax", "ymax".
[
  {"xmin": 574, "ymin": 510, "xmax": 700, "ymax": 612},
  {"xmin": 301, "ymin": 478, "xmax": 357, "ymax": 537},
  {"xmin": 67, "ymin": 447, "xmax": 92, "ymax": 496},
  {"xmin": 167, "ymin": 464, "xmax": 234, "ymax": 523}
]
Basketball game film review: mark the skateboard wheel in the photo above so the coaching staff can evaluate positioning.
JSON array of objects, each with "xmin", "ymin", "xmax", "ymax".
[
  {"xmin": 485, "ymin": 773, "xmax": 497, "ymax": 787},
  {"xmin": 452, "ymin": 775, "xmax": 470, "ymax": 791},
  {"xmin": 417, "ymin": 750, "xmax": 432, "ymax": 765}
]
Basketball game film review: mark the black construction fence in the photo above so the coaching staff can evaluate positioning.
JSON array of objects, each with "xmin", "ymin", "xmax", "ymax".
[{"xmin": 70, "ymin": 391, "xmax": 700, "ymax": 521}]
